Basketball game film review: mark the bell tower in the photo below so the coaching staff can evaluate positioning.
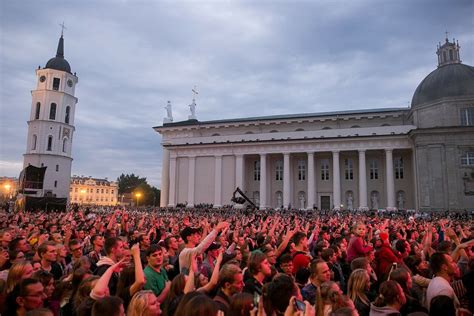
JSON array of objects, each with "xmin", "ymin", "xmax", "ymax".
[
  {"xmin": 437, "ymin": 34, "xmax": 461, "ymax": 67},
  {"xmin": 23, "ymin": 31, "xmax": 78, "ymax": 200}
]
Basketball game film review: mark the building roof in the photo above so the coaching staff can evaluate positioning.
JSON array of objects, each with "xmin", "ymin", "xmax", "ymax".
[
  {"xmin": 411, "ymin": 63, "xmax": 474, "ymax": 108},
  {"xmin": 155, "ymin": 107, "xmax": 409, "ymax": 129},
  {"xmin": 45, "ymin": 35, "xmax": 72, "ymax": 74}
]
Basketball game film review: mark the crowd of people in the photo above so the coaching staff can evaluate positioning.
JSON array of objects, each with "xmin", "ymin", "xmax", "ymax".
[{"xmin": 0, "ymin": 205, "xmax": 473, "ymax": 316}]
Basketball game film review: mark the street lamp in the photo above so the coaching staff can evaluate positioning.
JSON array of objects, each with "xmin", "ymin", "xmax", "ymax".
[
  {"xmin": 4, "ymin": 183, "xmax": 11, "ymax": 199},
  {"xmin": 135, "ymin": 192, "xmax": 142, "ymax": 207}
]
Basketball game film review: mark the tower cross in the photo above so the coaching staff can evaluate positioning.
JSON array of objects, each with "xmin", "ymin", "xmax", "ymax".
[
  {"xmin": 192, "ymin": 85, "xmax": 199, "ymax": 98},
  {"xmin": 445, "ymin": 30, "xmax": 449, "ymax": 40},
  {"xmin": 60, "ymin": 22, "xmax": 67, "ymax": 36}
]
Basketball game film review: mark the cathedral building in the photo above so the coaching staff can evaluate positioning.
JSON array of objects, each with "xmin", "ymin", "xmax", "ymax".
[
  {"xmin": 156, "ymin": 37, "xmax": 474, "ymax": 211},
  {"xmin": 21, "ymin": 33, "xmax": 78, "ymax": 203}
]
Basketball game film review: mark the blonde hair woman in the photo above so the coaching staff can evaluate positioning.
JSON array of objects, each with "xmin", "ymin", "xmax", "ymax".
[
  {"xmin": 127, "ymin": 290, "xmax": 162, "ymax": 316},
  {"xmin": 347, "ymin": 268, "xmax": 371, "ymax": 316},
  {"xmin": 6, "ymin": 261, "xmax": 33, "ymax": 293}
]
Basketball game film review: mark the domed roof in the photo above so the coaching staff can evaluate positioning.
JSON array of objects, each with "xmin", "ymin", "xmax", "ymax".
[
  {"xmin": 44, "ymin": 35, "xmax": 72, "ymax": 74},
  {"xmin": 411, "ymin": 38, "xmax": 474, "ymax": 108},
  {"xmin": 411, "ymin": 63, "xmax": 474, "ymax": 107},
  {"xmin": 45, "ymin": 57, "xmax": 71, "ymax": 73}
]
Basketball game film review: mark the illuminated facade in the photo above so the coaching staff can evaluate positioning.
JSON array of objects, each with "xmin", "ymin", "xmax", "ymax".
[{"xmin": 69, "ymin": 176, "xmax": 118, "ymax": 206}]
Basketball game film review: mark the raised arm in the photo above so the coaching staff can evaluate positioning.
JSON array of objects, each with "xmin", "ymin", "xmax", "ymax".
[
  {"xmin": 90, "ymin": 259, "xmax": 127, "ymax": 300},
  {"xmin": 129, "ymin": 243, "xmax": 146, "ymax": 296},
  {"xmin": 198, "ymin": 248, "xmax": 224, "ymax": 293}
]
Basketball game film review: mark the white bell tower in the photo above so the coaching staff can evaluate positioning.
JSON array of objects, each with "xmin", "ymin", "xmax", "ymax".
[{"xmin": 23, "ymin": 32, "xmax": 78, "ymax": 200}]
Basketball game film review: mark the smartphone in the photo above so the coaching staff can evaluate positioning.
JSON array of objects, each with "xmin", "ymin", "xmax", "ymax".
[{"xmin": 294, "ymin": 299, "xmax": 306, "ymax": 312}]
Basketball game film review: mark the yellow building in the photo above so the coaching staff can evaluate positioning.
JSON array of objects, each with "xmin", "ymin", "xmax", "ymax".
[{"xmin": 69, "ymin": 176, "xmax": 118, "ymax": 206}]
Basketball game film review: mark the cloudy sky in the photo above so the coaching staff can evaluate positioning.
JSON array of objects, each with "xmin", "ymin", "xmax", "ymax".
[{"xmin": 1, "ymin": 0, "xmax": 473, "ymax": 188}]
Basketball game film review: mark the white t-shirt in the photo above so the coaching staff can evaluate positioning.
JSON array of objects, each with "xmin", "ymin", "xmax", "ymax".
[{"xmin": 426, "ymin": 276, "xmax": 459, "ymax": 310}]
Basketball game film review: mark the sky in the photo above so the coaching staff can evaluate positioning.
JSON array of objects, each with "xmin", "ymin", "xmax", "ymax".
[{"xmin": 1, "ymin": 0, "xmax": 473, "ymax": 188}]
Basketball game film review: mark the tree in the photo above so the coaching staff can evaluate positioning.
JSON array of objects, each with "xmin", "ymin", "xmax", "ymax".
[
  {"xmin": 117, "ymin": 173, "xmax": 160, "ymax": 206},
  {"xmin": 117, "ymin": 173, "xmax": 147, "ymax": 195}
]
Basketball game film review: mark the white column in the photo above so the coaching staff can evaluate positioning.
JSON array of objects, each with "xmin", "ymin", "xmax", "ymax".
[
  {"xmin": 332, "ymin": 151, "xmax": 341, "ymax": 210},
  {"xmin": 259, "ymin": 154, "xmax": 267, "ymax": 209},
  {"xmin": 160, "ymin": 148, "xmax": 170, "ymax": 207},
  {"xmin": 358, "ymin": 150, "xmax": 368, "ymax": 210},
  {"xmin": 214, "ymin": 155, "xmax": 222, "ymax": 208},
  {"xmin": 283, "ymin": 153, "xmax": 291, "ymax": 209},
  {"xmin": 187, "ymin": 156, "xmax": 196, "ymax": 208},
  {"xmin": 385, "ymin": 149, "xmax": 396, "ymax": 211},
  {"xmin": 167, "ymin": 156, "xmax": 177, "ymax": 207},
  {"xmin": 307, "ymin": 152, "xmax": 315, "ymax": 210},
  {"xmin": 235, "ymin": 154, "xmax": 244, "ymax": 190}
]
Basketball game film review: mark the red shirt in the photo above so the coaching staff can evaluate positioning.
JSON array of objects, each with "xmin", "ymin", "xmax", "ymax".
[{"xmin": 292, "ymin": 252, "xmax": 311, "ymax": 274}]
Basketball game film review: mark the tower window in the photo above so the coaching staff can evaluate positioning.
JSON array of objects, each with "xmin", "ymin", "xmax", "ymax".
[
  {"xmin": 395, "ymin": 157, "xmax": 404, "ymax": 179},
  {"xmin": 65, "ymin": 106, "xmax": 70, "ymax": 124},
  {"xmin": 461, "ymin": 108, "xmax": 474, "ymax": 126},
  {"xmin": 54, "ymin": 180, "xmax": 57, "ymax": 187},
  {"xmin": 49, "ymin": 103, "xmax": 57, "ymax": 120},
  {"xmin": 321, "ymin": 159, "xmax": 329, "ymax": 180},
  {"xmin": 276, "ymin": 160, "xmax": 283, "ymax": 181},
  {"xmin": 32, "ymin": 135, "xmax": 37, "ymax": 150},
  {"xmin": 253, "ymin": 161, "xmax": 261, "ymax": 181},
  {"xmin": 35, "ymin": 102, "xmax": 41, "ymax": 120},
  {"xmin": 344, "ymin": 159, "xmax": 354, "ymax": 180},
  {"xmin": 62, "ymin": 138, "xmax": 67, "ymax": 152},
  {"xmin": 449, "ymin": 50, "xmax": 454, "ymax": 61},
  {"xmin": 53, "ymin": 78, "xmax": 60, "ymax": 91},
  {"xmin": 47, "ymin": 136, "xmax": 53, "ymax": 151},
  {"xmin": 56, "ymin": 164, "xmax": 59, "ymax": 172}
]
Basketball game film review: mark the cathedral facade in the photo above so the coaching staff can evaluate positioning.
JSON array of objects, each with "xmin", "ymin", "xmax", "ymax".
[{"xmin": 155, "ymin": 37, "xmax": 474, "ymax": 211}]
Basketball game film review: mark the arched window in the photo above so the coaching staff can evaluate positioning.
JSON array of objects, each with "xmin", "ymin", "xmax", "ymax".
[
  {"xmin": 245, "ymin": 131, "xmax": 254, "ymax": 134},
  {"xmin": 397, "ymin": 191, "xmax": 406, "ymax": 210},
  {"xmin": 211, "ymin": 133, "xmax": 220, "ymax": 136},
  {"xmin": 253, "ymin": 191, "xmax": 260, "ymax": 206},
  {"xmin": 31, "ymin": 135, "xmax": 37, "ymax": 150},
  {"xmin": 62, "ymin": 138, "xmax": 67, "ymax": 153},
  {"xmin": 47, "ymin": 136, "xmax": 53, "ymax": 151},
  {"xmin": 345, "ymin": 191, "xmax": 354, "ymax": 210},
  {"xmin": 49, "ymin": 103, "xmax": 57, "ymax": 120},
  {"xmin": 370, "ymin": 191, "xmax": 380, "ymax": 210},
  {"xmin": 35, "ymin": 102, "xmax": 41, "ymax": 119},
  {"xmin": 350, "ymin": 125, "xmax": 360, "ymax": 128},
  {"xmin": 275, "ymin": 191, "xmax": 283, "ymax": 208},
  {"xmin": 381, "ymin": 123, "xmax": 391, "ymax": 127},
  {"xmin": 65, "ymin": 106, "xmax": 70, "ymax": 124},
  {"xmin": 269, "ymin": 130, "xmax": 279, "ymax": 133},
  {"xmin": 322, "ymin": 127, "xmax": 332, "ymax": 130},
  {"xmin": 295, "ymin": 128, "xmax": 305, "ymax": 131}
]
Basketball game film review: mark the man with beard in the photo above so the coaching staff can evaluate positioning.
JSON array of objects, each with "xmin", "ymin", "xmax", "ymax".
[
  {"xmin": 426, "ymin": 252, "xmax": 461, "ymax": 310},
  {"xmin": 213, "ymin": 263, "xmax": 244, "ymax": 314}
]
